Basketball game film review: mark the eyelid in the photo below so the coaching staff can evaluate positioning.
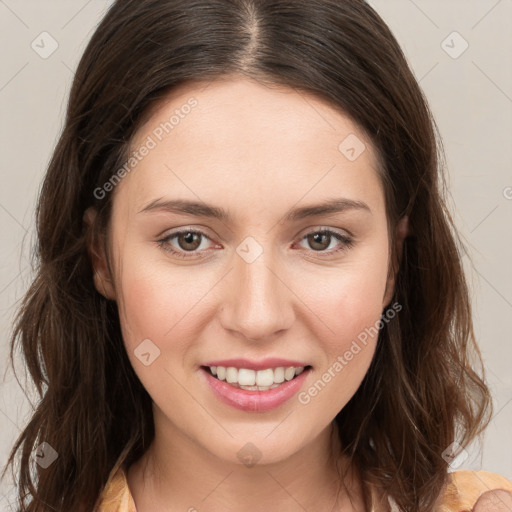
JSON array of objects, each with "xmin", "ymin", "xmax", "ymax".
[{"xmin": 296, "ymin": 224, "xmax": 354, "ymax": 240}]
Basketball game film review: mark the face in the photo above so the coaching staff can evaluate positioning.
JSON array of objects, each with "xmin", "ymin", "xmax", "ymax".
[{"xmin": 89, "ymin": 76, "xmax": 403, "ymax": 466}]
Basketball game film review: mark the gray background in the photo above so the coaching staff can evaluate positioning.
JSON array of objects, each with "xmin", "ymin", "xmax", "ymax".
[{"xmin": 1, "ymin": 0, "xmax": 511, "ymax": 506}]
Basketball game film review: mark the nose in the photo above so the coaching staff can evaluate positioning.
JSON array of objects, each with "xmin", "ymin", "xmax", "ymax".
[{"xmin": 219, "ymin": 241, "xmax": 295, "ymax": 343}]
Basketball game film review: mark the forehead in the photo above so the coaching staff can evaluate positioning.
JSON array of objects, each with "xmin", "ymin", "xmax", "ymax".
[{"xmin": 117, "ymin": 76, "xmax": 384, "ymax": 219}]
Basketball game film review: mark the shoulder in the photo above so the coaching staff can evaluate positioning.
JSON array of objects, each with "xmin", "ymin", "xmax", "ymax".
[
  {"xmin": 436, "ymin": 470, "xmax": 512, "ymax": 512},
  {"xmin": 93, "ymin": 465, "xmax": 137, "ymax": 512},
  {"xmin": 94, "ymin": 466, "xmax": 512, "ymax": 512}
]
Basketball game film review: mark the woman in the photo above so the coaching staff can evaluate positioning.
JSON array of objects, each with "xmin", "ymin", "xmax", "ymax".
[{"xmin": 3, "ymin": 1, "xmax": 512, "ymax": 511}]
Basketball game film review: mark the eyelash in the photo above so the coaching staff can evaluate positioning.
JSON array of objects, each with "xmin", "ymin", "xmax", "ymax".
[{"xmin": 156, "ymin": 228, "xmax": 354, "ymax": 260}]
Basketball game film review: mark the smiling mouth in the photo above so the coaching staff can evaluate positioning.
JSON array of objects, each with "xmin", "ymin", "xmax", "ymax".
[{"xmin": 201, "ymin": 365, "xmax": 312, "ymax": 391}]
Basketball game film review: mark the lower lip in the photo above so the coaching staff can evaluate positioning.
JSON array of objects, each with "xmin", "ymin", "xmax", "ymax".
[{"xmin": 202, "ymin": 367, "xmax": 311, "ymax": 412}]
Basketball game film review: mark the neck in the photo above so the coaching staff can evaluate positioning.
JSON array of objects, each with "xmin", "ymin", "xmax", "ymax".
[{"xmin": 127, "ymin": 414, "xmax": 368, "ymax": 512}]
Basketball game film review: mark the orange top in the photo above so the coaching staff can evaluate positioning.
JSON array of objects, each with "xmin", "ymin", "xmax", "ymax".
[{"xmin": 94, "ymin": 464, "xmax": 512, "ymax": 512}]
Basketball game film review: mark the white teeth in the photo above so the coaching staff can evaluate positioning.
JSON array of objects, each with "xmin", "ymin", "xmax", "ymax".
[
  {"xmin": 284, "ymin": 367, "xmax": 296, "ymax": 381},
  {"xmin": 226, "ymin": 367, "xmax": 238, "ymax": 384},
  {"xmin": 238, "ymin": 368, "xmax": 256, "ymax": 386},
  {"xmin": 207, "ymin": 365, "xmax": 307, "ymax": 388},
  {"xmin": 256, "ymin": 368, "xmax": 274, "ymax": 387},
  {"xmin": 239, "ymin": 383, "xmax": 281, "ymax": 391},
  {"xmin": 274, "ymin": 367, "xmax": 285, "ymax": 383}
]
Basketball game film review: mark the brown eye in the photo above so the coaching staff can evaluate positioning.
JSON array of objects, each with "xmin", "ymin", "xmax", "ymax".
[
  {"xmin": 307, "ymin": 232, "xmax": 331, "ymax": 251},
  {"xmin": 299, "ymin": 229, "xmax": 354, "ymax": 255},
  {"xmin": 176, "ymin": 231, "xmax": 202, "ymax": 251},
  {"xmin": 157, "ymin": 229, "xmax": 215, "ymax": 259}
]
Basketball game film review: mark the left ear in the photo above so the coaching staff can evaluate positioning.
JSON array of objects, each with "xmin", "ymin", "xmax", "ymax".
[{"xmin": 383, "ymin": 215, "xmax": 409, "ymax": 308}]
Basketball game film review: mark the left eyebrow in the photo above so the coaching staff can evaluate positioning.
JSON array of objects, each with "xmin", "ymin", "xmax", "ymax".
[
  {"xmin": 283, "ymin": 197, "xmax": 372, "ymax": 221},
  {"xmin": 137, "ymin": 197, "xmax": 372, "ymax": 222}
]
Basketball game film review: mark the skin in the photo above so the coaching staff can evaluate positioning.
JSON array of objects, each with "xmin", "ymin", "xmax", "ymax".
[
  {"xmin": 473, "ymin": 490, "xmax": 512, "ymax": 512},
  {"xmin": 86, "ymin": 75, "xmax": 408, "ymax": 512}
]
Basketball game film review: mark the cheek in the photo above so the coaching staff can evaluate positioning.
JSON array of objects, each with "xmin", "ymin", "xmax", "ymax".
[
  {"xmin": 115, "ymin": 251, "xmax": 220, "ymax": 370},
  {"xmin": 298, "ymin": 243, "xmax": 389, "ymax": 348},
  {"xmin": 116, "ymin": 271, "xmax": 170, "ymax": 347},
  {"xmin": 294, "ymin": 242, "xmax": 389, "ymax": 410},
  {"xmin": 297, "ymin": 287, "xmax": 384, "ymax": 418},
  {"xmin": 114, "ymin": 262, "xmax": 205, "ymax": 402}
]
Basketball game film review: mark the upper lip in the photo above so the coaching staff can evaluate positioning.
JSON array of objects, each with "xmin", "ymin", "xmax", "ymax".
[{"xmin": 201, "ymin": 358, "xmax": 310, "ymax": 371}]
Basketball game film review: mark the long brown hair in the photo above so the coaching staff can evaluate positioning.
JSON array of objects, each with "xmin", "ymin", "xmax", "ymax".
[{"xmin": 3, "ymin": 1, "xmax": 492, "ymax": 510}]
